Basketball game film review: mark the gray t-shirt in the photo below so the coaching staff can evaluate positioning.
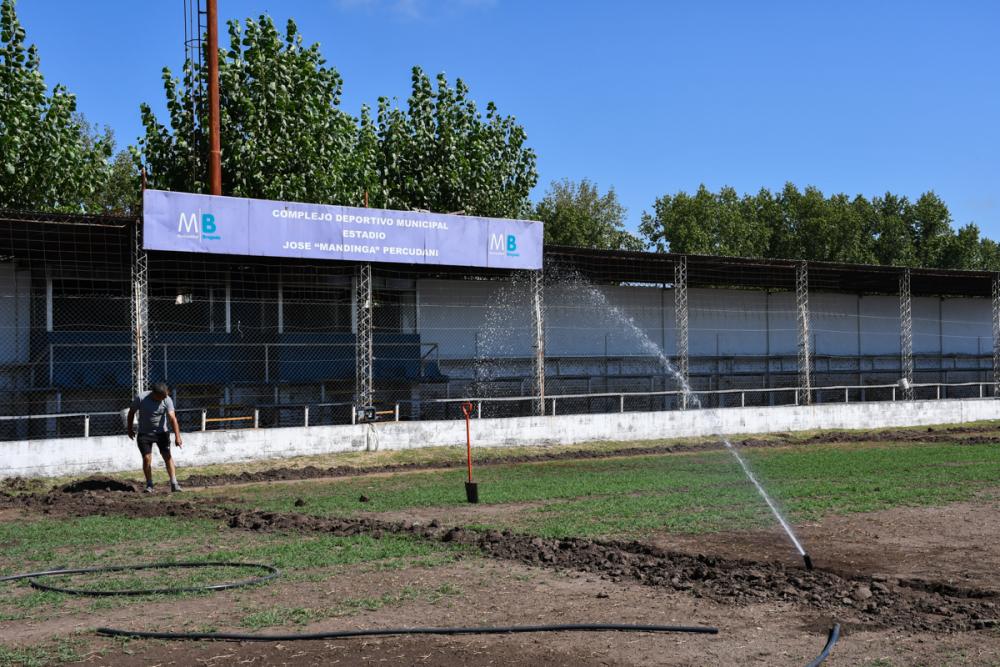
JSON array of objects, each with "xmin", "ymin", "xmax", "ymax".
[{"xmin": 130, "ymin": 392, "xmax": 175, "ymax": 434}]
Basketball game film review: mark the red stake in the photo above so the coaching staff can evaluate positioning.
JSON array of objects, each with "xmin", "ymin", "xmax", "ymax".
[{"xmin": 462, "ymin": 402, "xmax": 474, "ymax": 482}]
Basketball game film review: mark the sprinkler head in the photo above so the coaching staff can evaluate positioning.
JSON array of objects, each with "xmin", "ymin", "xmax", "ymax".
[{"xmin": 803, "ymin": 554, "xmax": 814, "ymax": 571}]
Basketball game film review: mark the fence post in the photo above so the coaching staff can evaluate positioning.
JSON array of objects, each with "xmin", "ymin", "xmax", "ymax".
[
  {"xmin": 201, "ymin": 409, "xmax": 207, "ymax": 431},
  {"xmin": 844, "ymin": 387, "xmax": 849, "ymax": 403},
  {"xmin": 899, "ymin": 269, "xmax": 914, "ymax": 400},
  {"xmin": 394, "ymin": 403, "xmax": 399, "ymax": 422},
  {"xmin": 674, "ymin": 256, "xmax": 689, "ymax": 409},
  {"xmin": 551, "ymin": 397, "xmax": 556, "ymax": 416},
  {"xmin": 253, "ymin": 409, "xmax": 259, "ymax": 429},
  {"xmin": 619, "ymin": 394, "xmax": 624, "ymax": 413},
  {"xmin": 937, "ymin": 385, "xmax": 941, "ymax": 400},
  {"xmin": 477, "ymin": 402, "xmax": 482, "ymax": 419},
  {"xmin": 796, "ymin": 261, "xmax": 812, "ymax": 405},
  {"xmin": 356, "ymin": 264, "xmax": 374, "ymax": 412},
  {"xmin": 741, "ymin": 391, "xmax": 745, "ymax": 408},
  {"xmin": 83, "ymin": 415, "xmax": 90, "ymax": 438},
  {"xmin": 304, "ymin": 406, "xmax": 309, "ymax": 427},
  {"xmin": 530, "ymin": 269, "xmax": 545, "ymax": 417},
  {"xmin": 892, "ymin": 386, "xmax": 896, "ymax": 401}
]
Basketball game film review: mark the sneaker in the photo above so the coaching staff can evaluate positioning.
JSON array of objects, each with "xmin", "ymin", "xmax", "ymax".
[
  {"xmin": 144, "ymin": 484, "xmax": 154, "ymax": 494},
  {"xmin": 170, "ymin": 482, "xmax": 182, "ymax": 493}
]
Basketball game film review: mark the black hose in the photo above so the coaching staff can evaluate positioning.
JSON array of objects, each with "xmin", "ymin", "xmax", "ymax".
[
  {"xmin": 805, "ymin": 624, "xmax": 841, "ymax": 667},
  {"xmin": 0, "ymin": 562, "xmax": 279, "ymax": 596},
  {"xmin": 97, "ymin": 622, "xmax": 719, "ymax": 641}
]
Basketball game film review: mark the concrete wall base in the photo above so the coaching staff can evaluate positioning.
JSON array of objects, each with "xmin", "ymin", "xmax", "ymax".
[{"xmin": 3, "ymin": 398, "xmax": 999, "ymax": 478}]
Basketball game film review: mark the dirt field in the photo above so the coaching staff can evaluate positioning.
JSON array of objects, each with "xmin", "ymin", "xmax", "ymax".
[{"xmin": 1, "ymin": 427, "xmax": 999, "ymax": 666}]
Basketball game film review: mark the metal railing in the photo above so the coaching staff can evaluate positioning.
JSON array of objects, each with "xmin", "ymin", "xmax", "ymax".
[{"xmin": 1, "ymin": 381, "xmax": 995, "ymax": 440}]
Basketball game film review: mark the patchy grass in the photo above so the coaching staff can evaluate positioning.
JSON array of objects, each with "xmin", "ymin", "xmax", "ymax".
[
  {"xmin": 0, "ymin": 515, "xmax": 468, "ymax": 624},
  {"xmin": 0, "ymin": 637, "xmax": 87, "ymax": 667},
  {"xmin": 238, "ymin": 583, "xmax": 464, "ymax": 629},
  {"xmin": 213, "ymin": 440, "xmax": 1000, "ymax": 538}
]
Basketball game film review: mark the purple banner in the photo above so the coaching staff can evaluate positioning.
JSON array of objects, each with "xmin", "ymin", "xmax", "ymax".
[{"xmin": 143, "ymin": 190, "xmax": 542, "ymax": 269}]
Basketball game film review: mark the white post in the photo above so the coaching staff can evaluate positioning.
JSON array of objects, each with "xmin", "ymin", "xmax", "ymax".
[
  {"xmin": 253, "ymin": 409, "xmax": 259, "ymax": 429},
  {"xmin": 225, "ymin": 274, "xmax": 232, "ymax": 333},
  {"xmin": 394, "ymin": 404, "xmax": 399, "ymax": 422},
  {"xmin": 201, "ymin": 409, "xmax": 207, "ymax": 431},
  {"xmin": 619, "ymin": 394, "xmax": 624, "ymax": 413},
  {"xmin": 477, "ymin": 402, "xmax": 482, "ymax": 419},
  {"xmin": 83, "ymin": 415, "xmax": 90, "ymax": 438},
  {"xmin": 277, "ymin": 276, "xmax": 284, "ymax": 334},
  {"xmin": 304, "ymin": 406, "xmax": 309, "ymax": 427}
]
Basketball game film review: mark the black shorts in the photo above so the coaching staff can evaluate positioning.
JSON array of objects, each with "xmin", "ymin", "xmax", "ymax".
[{"xmin": 137, "ymin": 433, "xmax": 172, "ymax": 457}]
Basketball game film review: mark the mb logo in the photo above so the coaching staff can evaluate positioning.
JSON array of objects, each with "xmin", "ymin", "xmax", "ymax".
[
  {"xmin": 177, "ymin": 212, "xmax": 220, "ymax": 241},
  {"xmin": 489, "ymin": 233, "xmax": 518, "ymax": 257}
]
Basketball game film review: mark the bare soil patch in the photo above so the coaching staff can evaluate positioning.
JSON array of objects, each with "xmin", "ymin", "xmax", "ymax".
[
  {"xmin": 5, "ymin": 488, "xmax": 994, "ymax": 635},
  {"xmin": 653, "ymin": 495, "xmax": 1000, "ymax": 592},
  {"xmin": 8, "ymin": 559, "xmax": 1000, "ymax": 666}
]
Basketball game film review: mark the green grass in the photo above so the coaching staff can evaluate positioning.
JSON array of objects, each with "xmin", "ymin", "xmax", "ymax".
[
  {"xmin": 238, "ymin": 583, "xmax": 464, "ymax": 629},
  {"xmin": 0, "ymin": 638, "xmax": 87, "ymax": 667},
  {"xmin": 0, "ymin": 514, "xmax": 468, "ymax": 624},
  {"xmin": 215, "ymin": 440, "xmax": 1000, "ymax": 538}
]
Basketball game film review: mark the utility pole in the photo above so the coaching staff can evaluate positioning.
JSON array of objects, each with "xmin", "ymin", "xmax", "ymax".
[{"xmin": 206, "ymin": 0, "xmax": 222, "ymax": 195}]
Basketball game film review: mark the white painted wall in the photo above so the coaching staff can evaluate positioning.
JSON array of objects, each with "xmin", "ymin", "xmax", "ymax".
[
  {"xmin": 417, "ymin": 279, "xmax": 993, "ymax": 362},
  {"xmin": 4, "ymin": 398, "xmax": 998, "ymax": 478}
]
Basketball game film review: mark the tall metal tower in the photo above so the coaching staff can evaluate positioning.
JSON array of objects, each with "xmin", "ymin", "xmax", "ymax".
[{"xmin": 181, "ymin": 0, "xmax": 221, "ymax": 195}]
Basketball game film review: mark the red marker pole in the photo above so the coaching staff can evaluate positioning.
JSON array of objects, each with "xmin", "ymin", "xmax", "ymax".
[{"xmin": 462, "ymin": 402, "xmax": 478, "ymax": 503}]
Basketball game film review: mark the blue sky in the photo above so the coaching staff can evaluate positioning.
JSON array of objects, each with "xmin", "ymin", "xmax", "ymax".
[{"xmin": 15, "ymin": 0, "xmax": 1000, "ymax": 236}]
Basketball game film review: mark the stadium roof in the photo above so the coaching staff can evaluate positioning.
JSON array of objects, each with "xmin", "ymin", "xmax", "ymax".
[{"xmin": 0, "ymin": 209, "xmax": 994, "ymax": 298}]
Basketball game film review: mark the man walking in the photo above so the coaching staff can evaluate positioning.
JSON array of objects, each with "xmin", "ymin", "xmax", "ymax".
[{"xmin": 127, "ymin": 382, "xmax": 183, "ymax": 493}]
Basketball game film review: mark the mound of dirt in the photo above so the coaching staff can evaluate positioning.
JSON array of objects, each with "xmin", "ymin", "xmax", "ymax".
[
  {"xmin": 223, "ymin": 508, "xmax": 1000, "ymax": 634},
  {"xmin": 58, "ymin": 476, "xmax": 138, "ymax": 494}
]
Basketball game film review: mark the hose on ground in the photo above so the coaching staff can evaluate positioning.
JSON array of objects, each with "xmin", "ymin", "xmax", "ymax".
[
  {"xmin": 0, "ymin": 562, "xmax": 280, "ymax": 596},
  {"xmin": 805, "ymin": 623, "xmax": 841, "ymax": 667},
  {"xmin": 96, "ymin": 623, "xmax": 719, "ymax": 641},
  {"xmin": 3, "ymin": 562, "xmax": 718, "ymax": 640}
]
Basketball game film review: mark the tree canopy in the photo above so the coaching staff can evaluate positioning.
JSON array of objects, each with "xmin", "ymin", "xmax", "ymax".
[
  {"xmin": 640, "ymin": 183, "xmax": 998, "ymax": 270},
  {"xmin": 135, "ymin": 15, "xmax": 537, "ymax": 218},
  {"xmin": 0, "ymin": 0, "xmax": 128, "ymax": 212},
  {"xmin": 535, "ymin": 178, "xmax": 643, "ymax": 250}
]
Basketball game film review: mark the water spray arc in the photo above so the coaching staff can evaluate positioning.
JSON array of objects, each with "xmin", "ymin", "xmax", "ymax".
[{"xmin": 540, "ymin": 269, "xmax": 813, "ymax": 570}]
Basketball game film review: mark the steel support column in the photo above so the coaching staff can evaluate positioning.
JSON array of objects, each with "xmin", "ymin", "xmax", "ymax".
[
  {"xmin": 355, "ymin": 264, "xmax": 374, "ymax": 412},
  {"xmin": 899, "ymin": 268, "xmax": 914, "ymax": 400},
  {"xmin": 674, "ymin": 256, "xmax": 689, "ymax": 409},
  {"xmin": 131, "ymin": 222, "xmax": 150, "ymax": 397},
  {"xmin": 796, "ymin": 261, "xmax": 812, "ymax": 405},
  {"xmin": 530, "ymin": 269, "xmax": 545, "ymax": 416},
  {"xmin": 993, "ymin": 274, "xmax": 1000, "ymax": 397}
]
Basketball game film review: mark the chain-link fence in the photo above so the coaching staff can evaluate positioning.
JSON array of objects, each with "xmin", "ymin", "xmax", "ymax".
[{"xmin": 2, "ymin": 211, "xmax": 999, "ymax": 442}]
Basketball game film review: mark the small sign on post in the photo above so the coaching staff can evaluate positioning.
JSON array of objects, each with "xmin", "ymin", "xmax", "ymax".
[{"xmin": 462, "ymin": 402, "xmax": 478, "ymax": 503}]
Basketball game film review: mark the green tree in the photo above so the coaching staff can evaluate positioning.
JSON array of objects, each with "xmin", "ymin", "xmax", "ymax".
[
  {"xmin": 0, "ymin": 0, "xmax": 113, "ymax": 211},
  {"xmin": 535, "ymin": 178, "xmax": 642, "ymax": 250},
  {"xmin": 869, "ymin": 193, "xmax": 915, "ymax": 266},
  {"xmin": 369, "ymin": 68, "xmax": 537, "ymax": 217},
  {"xmin": 907, "ymin": 191, "xmax": 953, "ymax": 267},
  {"xmin": 639, "ymin": 184, "xmax": 770, "ymax": 256},
  {"xmin": 136, "ymin": 15, "xmax": 358, "ymax": 203},
  {"xmin": 136, "ymin": 18, "xmax": 537, "ymax": 218},
  {"xmin": 938, "ymin": 223, "xmax": 981, "ymax": 269}
]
